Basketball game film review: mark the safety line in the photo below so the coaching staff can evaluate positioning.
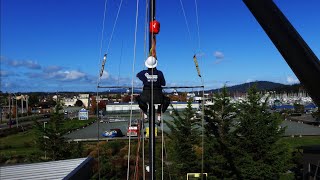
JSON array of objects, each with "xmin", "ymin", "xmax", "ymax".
[{"xmin": 127, "ymin": 0, "xmax": 140, "ymax": 179}]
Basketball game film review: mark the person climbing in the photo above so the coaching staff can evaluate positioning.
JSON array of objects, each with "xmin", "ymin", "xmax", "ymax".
[{"xmin": 136, "ymin": 55, "xmax": 170, "ymax": 116}]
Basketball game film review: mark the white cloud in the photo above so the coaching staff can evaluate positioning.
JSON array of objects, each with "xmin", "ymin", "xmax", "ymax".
[
  {"xmin": 213, "ymin": 51, "xmax": 224, "ymax": 64},
  {"xmin": 286, "ymin": 75, "xmax": 299, "ymax": 84},
  {"xmin": 63, "ymin": 70, "xmax": 86, "ymax": 81},
  {"xmin": 8, "ymin": 59, "xmax": 41, "ymax": 69},
  {"xmin": 214, "ymin": 51, "xmax": 224, "ymax": 59},
  {"xmin": 43, "ymin": 65, "xmax": 63, "ymax": 73}
]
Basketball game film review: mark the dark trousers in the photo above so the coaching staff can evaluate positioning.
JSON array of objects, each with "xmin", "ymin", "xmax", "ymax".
[{"xmin": 136, "ymin": 87, "xmax": 170, "ymax": 114}]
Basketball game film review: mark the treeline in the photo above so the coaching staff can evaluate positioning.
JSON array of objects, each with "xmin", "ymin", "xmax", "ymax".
[
  {"xmin": 88, "ymin": 86, "xmax": 295, "ymax": 179},
  {"xmin": 164, "ymin": 86, "xmax": 292, "ymax": 179}
]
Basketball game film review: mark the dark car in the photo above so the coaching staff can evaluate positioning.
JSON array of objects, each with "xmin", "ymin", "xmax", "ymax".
[
  {"xmin": 7, "ymin": 120, "xmax": 17, "ymax": 125},
  {"xmin": 102, "ymin": 128, "xmax": 124, "ymax": 138}
]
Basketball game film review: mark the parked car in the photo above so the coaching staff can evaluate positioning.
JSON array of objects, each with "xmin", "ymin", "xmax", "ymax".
[
  {"xmin": 127, "ymin": 119, "xmax": 140, "ymax": 137},
  {"xmin": 7, "ymin": 120, "xmax": 17, "ymax": 125},
  {"xmin": 102, "ymin": 128, "xmax": 124, "ymax": 138}
]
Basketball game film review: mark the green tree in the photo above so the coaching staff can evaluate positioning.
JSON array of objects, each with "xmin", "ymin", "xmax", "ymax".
[
  {"xmin": 203, "ymin": 87, "xmax": 241, "ymax": 179},
  {"xmin": 232, "ymin": 86, "xmax": 292, "ymax": 179},
  {"xmin": 35, "ymin": 100, "xmax": 82, "ymax": 160},
  {"xmin": 165, "ymin": 99, "xmax": 201, "ymax": 177},
  {"xmin": 28, "ymin": 93, "xmax": 40, "ymax": 108}
]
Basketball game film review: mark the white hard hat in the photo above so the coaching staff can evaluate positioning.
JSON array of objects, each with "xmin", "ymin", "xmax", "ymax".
[{"xmin": 145, "ymin": 56, "xmax": 157, "ymax": 68}]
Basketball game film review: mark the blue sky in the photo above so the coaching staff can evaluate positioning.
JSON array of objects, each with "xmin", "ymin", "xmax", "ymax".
[{"xmin": 1, "ymin": 0, "xmax": 320, "ymax": 92}]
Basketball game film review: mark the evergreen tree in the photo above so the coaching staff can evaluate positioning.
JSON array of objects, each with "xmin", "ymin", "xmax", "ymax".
[
  {"xmin": 35, "ymin": 99, "xmax": 81, "ymax": 160},
  {"xmin": 165, "ymin": 99, "xmax": 201, "ymax": 177},
  {"xmin": 232, "ymin": 86, "xmax": 291, "ymax": 179},
  {"xmin": 203, "ymin": 87, "xmax": 241, "ymax": 179}
]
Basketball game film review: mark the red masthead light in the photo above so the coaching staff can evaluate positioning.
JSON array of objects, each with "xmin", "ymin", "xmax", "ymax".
[{"xmin": 149, "ymin": 20, "xmax": 160, "ymax": 34}]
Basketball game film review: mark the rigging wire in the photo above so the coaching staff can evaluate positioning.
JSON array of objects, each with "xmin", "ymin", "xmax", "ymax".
[
  {"xmin": 179, "ymin": 0, "xmax": 195, "ymax": 54},
  {"xmin": 118, "ymin": 41, "xmax": 124, "ymax": 86},
  {"xmin": 161, "ymin": 109, "xmax": 164, "ymax": 180},
  {"xmin": 193, "ymin": 0, "xmax": 205, "ymax": 177},
  {"xmin": 105, "ymin": 0, "xmax": 124, "ymax": 54},
  {"xmin": 180, "ymin": 0, "xmax": 205, "ymax": 177},
  {"xmin": 127, "ymin": 0, "xmax": 140, "ymax": 179},
  {"xmin": 194, "ymin": 0, "xmax": 201, "ymax": 52},
  {"xmin": 142, "ymin": 0, "xmax": 149, "ymax": 179},
  {"xmin": 96, "ymin": 0, "xmax": 109, "ymax": 179}
]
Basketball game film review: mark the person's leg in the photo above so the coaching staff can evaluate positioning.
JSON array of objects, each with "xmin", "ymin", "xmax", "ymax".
[
  {"xmin": 161, "ymin": 96, "xmax": 170, "ymax": 113},
  {"xmin": 136, "ymin": 95, "xmax": 148, "ymax": 114}
]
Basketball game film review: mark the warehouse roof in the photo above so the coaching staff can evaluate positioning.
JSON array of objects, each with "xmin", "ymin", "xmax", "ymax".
[{"xmin": 0, "ymin": 157, "xmax": 94, "ymax": 180}]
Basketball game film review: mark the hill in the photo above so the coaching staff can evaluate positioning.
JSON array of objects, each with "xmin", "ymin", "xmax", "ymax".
[{"xmin": 207, "ymin": 81, "xmax": 303, "ymax": 94}]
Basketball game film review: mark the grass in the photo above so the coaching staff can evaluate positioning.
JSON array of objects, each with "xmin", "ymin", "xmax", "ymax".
[
  {"xmin": 0, "ymin": 129, "xmax": 39, "ymax": 164},
  {"xmin": 62, "ymin": 118, "xmax": 96, "ymax": 133},
  {"xmin": 281, "ymin": 136, "xmax": 320, "ymax": 148},
  {"xmin": 0, "ymin": 118, "xmax": 96, "ymax": 163},
  {"xmin": 0, "ymin": 129, "xmax": 37, "ymax": 150}
]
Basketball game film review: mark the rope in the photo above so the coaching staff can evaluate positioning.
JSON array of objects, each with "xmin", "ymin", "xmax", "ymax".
[
  {"xmin": 96, "ymin": 0, "xmax": 108, "ymax": 179},
  {"xmin": 142, "ymin": 112, "xmax": 146, "ymax": 180},
  {"xmin": 161, "ymin": 110, "xmax": 164, "ymax": 180},
  {"xmin": 194, "ymin": 0, "xmax": 201, "ymax": 52},
  {"xmin": 142, "ymin": 1, "xmax": 149, "ymax": 179},
  {"xmin": 193, "ymin": 0, "xmax": 205, "ymax": 177},
  {"xmin": 127, "ymin": 0, "xmax": 140, "ymax": 179},
  {"xmin": 117, "ymin": 41, "xmax": 123, "ymax": 86},
  {"xmin": 164, "ymin": 134, "xmax": 172, "ymax": 180},
  {"xmin": 134, "ymin": 116, "xmax": 143, "ymax": 180},
  {"xmin": 105, "ymin": 0, "xmax": 123, "ymax": 54},
  {"xmin": 200, "ymin": 77, "xmax": 205, "ymax": 180},
  {"xmin": 179, "ymin": 0, "xmax": 191, "ymax": 40}
]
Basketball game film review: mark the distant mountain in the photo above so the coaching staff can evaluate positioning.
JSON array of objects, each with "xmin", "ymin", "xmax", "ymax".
[
  {"xmin": 207, "ymin": 81, "xmax": 302, "ymax": 94},
  {"xmin": 101, "ymin": 88, "xmax": 142, "ymax": 94}
]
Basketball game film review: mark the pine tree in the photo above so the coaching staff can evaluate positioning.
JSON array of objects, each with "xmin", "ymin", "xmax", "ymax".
[
  {"xmin": 165, "ymin": 99, "xmax": 201, "ymax": 177},
  {"xmin": 203, "ymin": 87, "xmax": 241, "ymax": 179},
  {"xmin": 232, "ymin": 86, "xmax": 291, "ymax": 179},
  {"xmin": 35, "ymin": 99, "xmax": 79, "ymax": 160}
]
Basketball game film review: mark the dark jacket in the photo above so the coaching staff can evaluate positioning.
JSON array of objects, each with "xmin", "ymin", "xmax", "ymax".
[
  {"xmin": 137, "ymin": 68, "xmax": 166, "ymax": 104},
  {"xmin": 136, "ymin": 68, "xmax": 165, "ymax": 88}
]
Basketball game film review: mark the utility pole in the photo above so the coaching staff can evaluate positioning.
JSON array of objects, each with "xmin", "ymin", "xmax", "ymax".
[
  {"xmin": 14, "ymin": 94, "xmax": 18, "ymax": 128},
  {"xmin": 149, "ymin": 0, "xmax": 156, "ymax": 179},
  {"xmin": 9, "ymin": 95, "xmax": 11, "ymax": 128}
]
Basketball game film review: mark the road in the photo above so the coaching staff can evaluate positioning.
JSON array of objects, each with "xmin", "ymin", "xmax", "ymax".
[
  {"xmin": 65, "ymin": 114, "xmax": 320, "ymax": 141},
  {"xmin": 0, "ymin": 117, "xmax": 50, "ymax": 130}
]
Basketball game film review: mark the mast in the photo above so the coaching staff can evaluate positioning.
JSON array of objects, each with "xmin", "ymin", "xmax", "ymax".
[{"xmin": 149, "ymin": 0, "xmax": 156, "ymax": 179}]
